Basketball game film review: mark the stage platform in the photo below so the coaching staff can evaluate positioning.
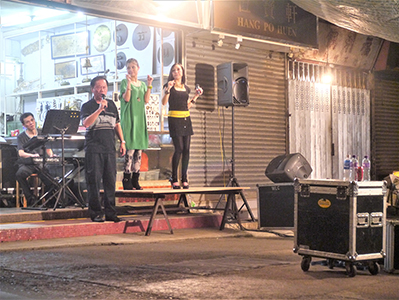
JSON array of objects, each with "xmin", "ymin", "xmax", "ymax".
[{"xmin": 0, "ymin": 186, "xmax": 255, "ymax": 243}]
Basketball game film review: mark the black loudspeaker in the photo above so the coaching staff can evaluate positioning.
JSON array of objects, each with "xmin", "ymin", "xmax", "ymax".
[
  {"xmin": 217, "ymin": 62, "xmax": 249, "ymax": 107},
  {"xmin": 0, "ymin": 145, "xmax": 18, "ymax": 189},
  {"xmin": 265, "ymin": 153, "xmax": 312, "ymax": 183},
  {"xmin": 258, "ymin": 183, "xmax": 294, "ymax": 229},
  {"xmin": 195, "ymin": 63, "xmax": 215, "ymax": 112},
  {"xmin": 394, "ymin": 223, "xmax": 399, "ymax": 270}
]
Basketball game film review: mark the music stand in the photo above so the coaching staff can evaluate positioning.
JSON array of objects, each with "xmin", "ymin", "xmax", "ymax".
[
  {"xmin": 42, "ymin": 109, "xmax": 80, "ymax": 135},
  {"xmin": 41, "ymin": 110, "xmax": 84, "ymax": 210}
]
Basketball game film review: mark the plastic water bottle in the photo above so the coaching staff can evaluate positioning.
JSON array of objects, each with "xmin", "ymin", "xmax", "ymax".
[
  {"xmin": 343, "ymin": 155, "xmax": 351, "ymax": 181},
  {"xmin": 362, "ymin": 155, "xmax": 371, "ymax": 181},
  {"xmin": 350, "ymin": 155, "xmax": 359, "ymax": 181}
]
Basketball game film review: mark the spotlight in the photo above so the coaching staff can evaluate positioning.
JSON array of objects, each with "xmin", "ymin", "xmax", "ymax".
[
  {"xmin": 217, "ymin": 34, "xmax": 224, "ymax": 47},
  {"xmin": 235, "ymin": 35, "xmax": 242, "ymax": 50},
  {"xmin": 218, "ymin": 39, "xmax": 223, "ymax": 47}
]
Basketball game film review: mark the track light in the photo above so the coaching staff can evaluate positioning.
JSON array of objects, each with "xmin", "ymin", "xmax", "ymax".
[
  {"xmin": 217, "ymin": 34, "xmax": 224, "ymax": 47},
  {"xmin": 235, "ymin": 35, "xmax": 242, "ymax": 50}
]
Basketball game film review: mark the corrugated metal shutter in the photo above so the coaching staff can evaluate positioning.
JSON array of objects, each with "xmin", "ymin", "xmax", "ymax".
[
  {"xmin": 373, "ymin": 76, "xmax": 399, "ymax": 179},
  {"xmin": 184, "ymin": 38, "xmax": 287, "ymax": 190}
]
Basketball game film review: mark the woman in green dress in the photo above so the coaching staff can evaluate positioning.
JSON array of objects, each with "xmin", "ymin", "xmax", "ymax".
[{"xmin": 119, "ymin": 58, "xmax": 153, "ymax": 189}]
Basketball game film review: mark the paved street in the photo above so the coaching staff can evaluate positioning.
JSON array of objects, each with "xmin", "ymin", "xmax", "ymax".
[{"xmin": 0, "ymin": 228, "xmax": 398, "ymax": 299}]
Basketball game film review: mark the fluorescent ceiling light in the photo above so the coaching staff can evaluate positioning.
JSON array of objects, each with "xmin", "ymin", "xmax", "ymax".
[{"xmin": 2, "ymin": 8, "xmax": 68, "ymax": 27}]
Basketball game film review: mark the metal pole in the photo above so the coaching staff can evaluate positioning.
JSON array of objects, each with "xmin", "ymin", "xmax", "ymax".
[
  {"xmin": 62, "ymin": 129, "xmax": 66, "ymax": 203},
  {"xmin": 231, "ymin": 105, "xmax": 235, "ymax": 178}
]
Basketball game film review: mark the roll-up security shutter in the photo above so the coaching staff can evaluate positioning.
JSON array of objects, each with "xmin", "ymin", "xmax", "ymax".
[
  {"xmin": 372, "ymin": 75, "xmax": 399, "ymax": 179},
  {"xmin": 184, "ymin": 38, "xmax": 287, "ymax": 190}
]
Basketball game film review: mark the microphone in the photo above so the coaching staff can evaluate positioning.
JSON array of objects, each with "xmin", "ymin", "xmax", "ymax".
[
  {"xmin": 192, "ymin": 84, "xmax": 201, "ymax": 103},
  {"xmin": 101, "ymin": 94, "xmax": 112, "ymax": 101},
  {"xmin": 101, "ymin": 94, "xmax": 109, "ymax": 110},
  {"xmin": 102, "ymin": 93, "xmax": 119, "ymax": 102}
]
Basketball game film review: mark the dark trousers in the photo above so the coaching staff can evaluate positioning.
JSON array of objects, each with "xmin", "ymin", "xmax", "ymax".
[
  {"xmin": 85, "ymin": 152, "xmax": 117, "ymax": 220},
  {"xmin": 15, "ymin": 164, "xmax": 52, "ymax": 202},
  {"xmin": 171, "ymin": 135, "xmax": 191, "ymax": 182}
]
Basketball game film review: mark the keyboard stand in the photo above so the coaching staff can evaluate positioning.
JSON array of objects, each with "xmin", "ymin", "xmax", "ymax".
[{"xmin": 23, "ymin": 110, "xmax": 85, "ymax": 211}]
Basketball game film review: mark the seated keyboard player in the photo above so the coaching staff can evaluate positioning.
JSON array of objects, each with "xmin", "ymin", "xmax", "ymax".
[{"xmin": 15, "ymin": 112, "xmax": 56, "ymax": 206}]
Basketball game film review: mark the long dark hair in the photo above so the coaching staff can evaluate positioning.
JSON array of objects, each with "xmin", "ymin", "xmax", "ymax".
[{"xmin": 167, "ymin": 63, "xmax": 186, "ymax": 84}]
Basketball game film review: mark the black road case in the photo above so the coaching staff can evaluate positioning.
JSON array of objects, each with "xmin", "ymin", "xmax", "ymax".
[
  {"xmin": 294, "ymin": 179, "xmax": 387, "ymax": 277},
  {"xmin": 384, "ymin": 218, "xmax": 399, "ymax": 273}
]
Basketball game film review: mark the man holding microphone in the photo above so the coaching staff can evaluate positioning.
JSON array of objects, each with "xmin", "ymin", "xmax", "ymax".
[{"xmin": 80, "ymin": 76, "xmax": 126, "ymax": 222}]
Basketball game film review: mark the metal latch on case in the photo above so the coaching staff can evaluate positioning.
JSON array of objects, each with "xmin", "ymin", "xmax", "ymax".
[
  {"xmin": 356, "ymin": 213, "xmax": 369, "ymax": 228},
  {"xmin": 336, "ymin": 186, "xmax": 347, "ymax": 200},
  {"xmin": 370, "ymin": 212, "xmax": 383, "ymax": 227},
  {"xmin": 300, "ymin": 184, "xmax": 310, "ymax": 197}
]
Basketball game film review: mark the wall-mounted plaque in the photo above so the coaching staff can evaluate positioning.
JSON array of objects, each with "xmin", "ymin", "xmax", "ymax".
[
  {"xmin": 93, "ymin": 25, "xmax": 111, "ymax": 52},
  {"xmin": 54, "ymin": 60, "xmax": 76, "ymax": 79},
  {"xmin": 157, "ymin": 42, "xmax": 174, "ymax": 66},
  {"xmin": 80, "ymin": 54, "xmax": 105, "ymax": 75},
  {"xmin": 51, "ymin": 31, "xmax": 89, "ymax": 59},
  {"xmin": 133, "ymin": 25, "xmax": 151, "ymax": 51},
  {"xmin": 116, "ymin": 51, "xmax": 127, "ymax": 70},
  {"xmin": 115, "ymin": 23, "xmax": 128, "ymax": 46}
]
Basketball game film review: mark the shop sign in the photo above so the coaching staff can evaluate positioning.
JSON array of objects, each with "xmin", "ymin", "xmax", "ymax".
[
  {"xmin": 47, "ymin": 0, "xmax": 71, "ymax": 3},
  {"xmin": 213, "ymin": 0, "xmax": 318, "ymax": 48}
]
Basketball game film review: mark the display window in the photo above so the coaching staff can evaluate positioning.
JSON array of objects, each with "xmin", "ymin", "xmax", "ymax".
[
  {"xmin": 0, "ymin": 0, "xmax": 178, "ymax": 135},
  {"xmin": 1, "ymin": 0, "xmax": 179, "ymax": 182}
]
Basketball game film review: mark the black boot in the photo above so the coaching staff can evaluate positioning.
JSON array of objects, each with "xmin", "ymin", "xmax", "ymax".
[
  {"xmin": 122, "ymin": 172, "xmax": 133, "ymax": 190},
  {"xmin": 131, "ymin": 172, "xmax": 143, "ymax": 190}
]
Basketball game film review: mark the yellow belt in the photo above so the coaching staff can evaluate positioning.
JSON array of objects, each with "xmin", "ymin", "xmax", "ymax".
[{"xmin": 168, "ymin": 111, "xmax": 190, "ymax": 118}]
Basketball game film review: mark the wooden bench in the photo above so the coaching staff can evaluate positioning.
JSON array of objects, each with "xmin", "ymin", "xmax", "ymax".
[{"xmin": 103, "ymin": 186, "xmax": 254, "ymax": 236}]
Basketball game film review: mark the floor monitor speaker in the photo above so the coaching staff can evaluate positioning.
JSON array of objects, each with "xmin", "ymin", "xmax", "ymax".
[{"xmin": 265, "ymin": 153, "xmax": 312, "ymax": 183}]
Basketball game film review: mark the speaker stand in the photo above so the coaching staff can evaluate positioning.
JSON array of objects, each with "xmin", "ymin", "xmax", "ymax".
[{"xmin": 215, "ymin": 106, "xmax": 256, "ymax": 223}]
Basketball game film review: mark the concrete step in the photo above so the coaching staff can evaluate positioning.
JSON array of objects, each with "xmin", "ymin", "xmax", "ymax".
[{"xmin": 0, "ymin": 210, "xmax": 223, "ymax": 243}]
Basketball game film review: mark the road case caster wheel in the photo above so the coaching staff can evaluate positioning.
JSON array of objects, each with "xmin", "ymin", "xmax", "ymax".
[
  {"xmin": 301, "ymin": 256, "xmax": 312, "ymax": 272},
  {"xmin": 368, "ymin": 261, "xmax": 380, "ymax": 275},
  {"xmin": 345, "ymin": 262, "xmax": 357, "ymax": 277}
]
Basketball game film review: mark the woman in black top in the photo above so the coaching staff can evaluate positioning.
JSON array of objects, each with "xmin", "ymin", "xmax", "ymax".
[{"xmin": 162, "ymin": 63, "xmax": 203, "ymax": 189}]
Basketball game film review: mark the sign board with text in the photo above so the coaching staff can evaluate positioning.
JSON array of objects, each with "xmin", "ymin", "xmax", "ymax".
[{"xmin": 213, "ymin": 0, "xmax": 318, "ymax": 48}]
